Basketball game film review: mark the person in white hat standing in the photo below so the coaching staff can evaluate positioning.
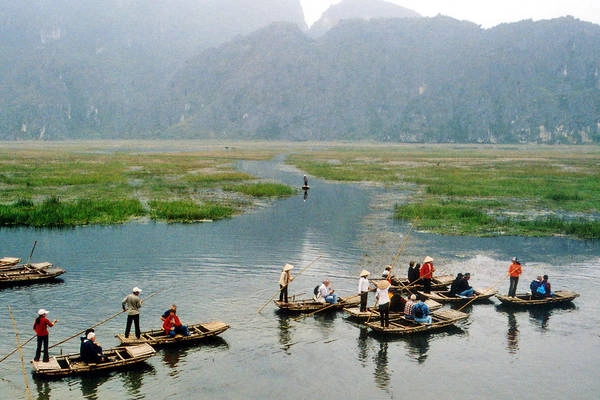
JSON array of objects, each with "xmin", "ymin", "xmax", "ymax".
[
  {"xmin": 122, "ymin": 287, "xmax": 142, "ymax": 339},
  {"xmin": 279, "ymin": 264, "xmax": 294, "ymax": 303},
  {"xmin": 358, "ymin": 270, "xmax": 371, "ymax": 312},
  {"xmin": 33, "ymin": 308, "xmax": 57, "ymax": 362}
]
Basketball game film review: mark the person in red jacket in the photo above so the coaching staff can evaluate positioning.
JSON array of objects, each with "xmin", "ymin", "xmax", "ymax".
[
  {"xmin": 162, "ymin": 308, "xmax": 190, "ymax": 337},
  {"xmin": 420, "ymin": 256, "xmax": 435, "ymax": 293},
  {"xmin": 33, "ymin": 308, "xmax": 57, "ymax": 362},
  {"xmin": 508, "ymin": 257, "xmax": 522, "ymax": 297}
]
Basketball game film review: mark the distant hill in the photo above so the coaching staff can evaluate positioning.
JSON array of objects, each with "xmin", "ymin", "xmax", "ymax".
[
  {"xmin": 165, "ymin": 16, "xmax": 600, "ymax": 144},
  {"xmin": 309, "ymin": 0, "xmax": 421, "ymax": 36}
]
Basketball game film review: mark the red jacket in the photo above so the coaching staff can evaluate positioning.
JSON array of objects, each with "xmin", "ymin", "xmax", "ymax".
[
  {"xmin": 420, "ymin": 262, "xmax": 435, "ymax": 279},
  {"xmin": 33, "ymin": 316, "xmax": 54, "ymax": 337},
  {"xmin": 162, "ymin": 314, "xmax": 182, "ymax": 335}
]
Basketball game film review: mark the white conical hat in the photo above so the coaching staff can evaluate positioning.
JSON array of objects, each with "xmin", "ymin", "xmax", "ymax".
[
  {"xmin": 283, "ymin": 263, "xmax": 294, "ymax": 271},
  {"xmin": 360, "ymin": 269, "xmax": 370, "ymax": 277}
]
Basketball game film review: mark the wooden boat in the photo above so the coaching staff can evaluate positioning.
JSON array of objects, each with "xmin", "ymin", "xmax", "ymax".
[
  {"xmin": 365, "ymin": 308, "xmax": 469, "ymax": 335},
  {"xmin": 0, "ymin": 257, "xmax": 21, "ymax": 268},
  {"xmin": 377, "ymin": 274, "xmax": 454, "ymax": 292},
  {"xmin": 116, "ymin": 321, "xmax": 230, "ymax": 347},
  {"xmin": 344, "ymin": 299, "xmax": 443, "ymax": 322},
  {"xmin": 274, "ymin": 295, "xmax": 360, "ymax": 313},
  {"xmin": 31, "ymin": 343, "xmax": 155, "ymax": 378},
  {"xmin": 495, "ymin": 290, "xmax": 579, "ymax": 307},
  {"xmin": 0, "ymin": 262, "xmax": 66, "ymax": 287},
  {"xmin": 418, "ymin": 288, "xmax": 497, "ymax": 304}
]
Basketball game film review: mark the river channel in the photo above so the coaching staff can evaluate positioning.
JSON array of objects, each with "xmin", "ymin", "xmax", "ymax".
[{"xmin": 1, "ymin": 156, "xmax": 599, "ymax": 400}]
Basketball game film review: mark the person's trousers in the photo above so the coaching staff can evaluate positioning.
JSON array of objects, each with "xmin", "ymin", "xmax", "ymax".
[{"xmin": 125, "ymin": 314, "xmax": 140, "ymax": 338}]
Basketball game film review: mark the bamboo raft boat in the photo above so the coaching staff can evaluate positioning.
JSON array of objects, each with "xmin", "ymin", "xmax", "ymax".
[
  {"xmin": 365, "ymin": 308, "xmax": 469, "ymax": 335},
  {"xmin": 343, "ymin": 299, "xmax": 443, "ymax": 322},
  {"xmin": 0, "ymin": 257, "xmax": 21, "ymax": 268},
  {"xmin": 274, "ymin": 295, "xmax": 360, "ymax": 313},
  {"xmin": 116, "ymin": 321, "xmax": 230, "ymax": 347},
  {"xmin": 495, "ymin": 290, "xmax": 579, "ymax": 307},
  {"xmin": 0, "ymin": 262, "xmax": 66, "ymax": 287},
  {"xmin": 31, "ymin": 343, "xmax": 155, "ymax": 378},
  {"xmin": 418, "ymin": 288, "xmax": 497, "ymax": 304}
]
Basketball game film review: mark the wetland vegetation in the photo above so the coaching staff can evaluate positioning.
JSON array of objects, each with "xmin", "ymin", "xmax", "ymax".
[{"xmin": 1, "ymin": 141, "xmax": 598, "ymax": 239}]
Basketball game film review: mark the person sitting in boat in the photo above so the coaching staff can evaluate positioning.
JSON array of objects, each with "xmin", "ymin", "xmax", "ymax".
[
  {"xmin": 160, "ymin": 304, "xmax": 177, "ymax": 321},
  {"xmin": 382, "ymin": 265, "xmax": 400, "ymax": 285},
  {"xmin": 456, "ymin": 272, "xmax": 474, "ymax": 297},
  {"xmin": 404, "ymin": 294, "xmax": 417, "ymax": 320},
  {"xmin": 318, "ymin": 279, "xmax": 338, "ymax": 304},
  {"xmin": 162, "ymin": 308, "xmax": 191, "ymax": 337},
  {"xmin": 530, "ymin": 276, "xmax": 545, "ymax": 299},
  {"xmin": 412, "ymin": 298, "xmax": 432, "ymax": 324},
  {"xmin": 542, "ymin": 275, "xmax": 553, "ymax": 298},
  {"xmin": 407, "ymin": 261, "xmax": 419, "ymax": 284},
  {"xmin": 80, "ymin": 328, "xmax": 95, "ymax": 355},
  {"xmin": 449, "ymin": 273, "xmax": 464, "ymax": 296},
  {"xmin": 80, "ymin": 332, "xmax": 107, "ymax": 363}
]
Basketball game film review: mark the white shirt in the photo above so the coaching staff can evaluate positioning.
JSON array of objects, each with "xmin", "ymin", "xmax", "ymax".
[
  {"xmin": 358, "ymin": 276, "xmax": 370, "ymax": 293},
  {"xmin": 376, "ymin": 287, "xmax": 390, "ymax": 305},
  {"xmin": 319, "ymin": 283, "xmax": 331, "ymax": 298}
]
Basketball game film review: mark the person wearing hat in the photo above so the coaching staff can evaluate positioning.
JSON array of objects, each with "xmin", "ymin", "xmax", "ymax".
[
  {"xmin": 80, "ymin": 331, "xmax": 106, "ymax": 363},
  {"xmin": 508, "ymin": 257, "xmax": 522, "ymax": 297},
  {"xmin": 279, "ymin": 264, "xmax": 294, "ymax": 303},
  {"xmin": 375, "ymin": 280, "xmax": 391, "ymax": 328},
  {"xmin": 33, "ymin": 309, "xmax": 57, "ymax": 362},
  {"xmin": 122, "ymin": 286, "xmax": 143, "ymax": 339},
  {"xmin": 419, "ymin": 256, "xmax": 435, "ymax": 293},
  {"xmin": 404, "ymin": 294, "xmax": 417, "ymax": 319},
  {"xmin": 318, "ymin": 279, "xmax": 338, "ymax": 304},
  {"xmin": 358, "ymin": 270, "xmax": 371, "ymax": 312}
]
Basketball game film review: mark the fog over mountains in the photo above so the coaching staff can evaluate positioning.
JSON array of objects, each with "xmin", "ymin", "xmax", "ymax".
[{"xmin": 1, "ymin": 0, "xmax": 599, "ymax": 143}]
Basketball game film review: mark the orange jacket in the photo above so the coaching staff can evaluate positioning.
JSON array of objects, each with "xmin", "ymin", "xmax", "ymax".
[
  {"xmin": 508, "ymin": 262, "xmax": 522, "ymax": 277},
  {"xmin": 162, "ymin": 314, "xmax": 182, "ymax": 335}
]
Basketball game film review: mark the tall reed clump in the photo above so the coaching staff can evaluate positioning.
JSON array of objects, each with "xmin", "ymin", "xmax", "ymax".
[
  {"xmin": 0, "ymin": 197, "xmax": 145, "ymax": 227},
  {"xmin": 148, "ymin": 200, "xmax": 233, "ymax": 223}
]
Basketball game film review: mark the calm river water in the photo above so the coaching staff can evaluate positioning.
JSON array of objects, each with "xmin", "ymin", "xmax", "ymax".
[{"xmin": 1, "ymin": 156, "xmax": 599, "ymax": 400}]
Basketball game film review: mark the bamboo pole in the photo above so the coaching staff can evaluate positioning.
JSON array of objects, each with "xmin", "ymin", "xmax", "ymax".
[
  {"xmin": 0, "ymin": 335, "xmax": 35, "ymax": 364},
  {"xmin": 49, "ymin": 288, "xmax": 162, "ymax": 349},
  {"xmin": 9, "ymin": 306, "xmax": 31, "ymax": 400},
  {"xmin": 257, "ymin": 255, "xmax": 322, "ymax": 313},
  {"xmin": 25, "ymin": 240, "xmax": 37, "ymax": 268}
]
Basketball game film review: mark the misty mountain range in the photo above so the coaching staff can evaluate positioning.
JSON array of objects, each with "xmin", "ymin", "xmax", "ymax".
[{"xmin": 1, "ymin": 0, "xmax": 599, "ymax": 143}]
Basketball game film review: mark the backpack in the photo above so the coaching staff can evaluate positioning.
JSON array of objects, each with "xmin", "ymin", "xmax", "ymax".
[
  {"xmin": 413, "ymin": 303, "xmax": 424, "ymax": 318},
  {"xmin": 314, "ymin": 285, "xmax": 320, "ymax": 296},
  {"xmin": 530, "ymin": 280, "xmax": 540, "ymax": 292},
  {"xmin": 536, "ymin": 283, "xmax": 546, "ymax": 296}
]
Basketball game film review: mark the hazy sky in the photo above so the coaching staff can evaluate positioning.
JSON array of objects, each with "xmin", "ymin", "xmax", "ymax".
[{"xmin": 300, "ymin": 0, "xmax": 600, "ymax": 28}]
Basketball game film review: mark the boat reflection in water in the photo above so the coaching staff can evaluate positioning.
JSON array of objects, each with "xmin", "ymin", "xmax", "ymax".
[
  {"xmin": 373, "ymin": 342, "xmax": 390, "ymax": 390},
  {"xmin": 506, "ymin": 312, "xmax": 519, "ymax": 354}
]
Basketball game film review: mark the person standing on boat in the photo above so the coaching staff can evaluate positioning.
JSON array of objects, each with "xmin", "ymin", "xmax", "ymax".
[
  {"xmin": 420, "ymin": 256, "xmax": 435, "ymax": 293},
  {"xmin": 407, "ymin": 261, "xmax": 419, "ymax": 283},
  {"xmin": 375, "ymin": 280, "xmax": 391, "ymax": 328},
  {"xmin": 404, "ymin": 294, "xmax": 417, "ymax": 320},
  {"xmin": 508, "ymin": 257, "xmax": 522, "ymax": 297},
  {"xmin": 33, "ymin": 308, "xmax": 57, "ymax": 362},
  {"xmin": 122, "ymin": 287, "xmax": 142, "ymax": 339},
  {"xmin": 358, "ymin": 270, "xmax": 371, "ymax": 312},
  {"xmin": 319, "ymin": 279, "xmax": 338, "ymax": 304},
  {"xmin": 279, "ymin": 264, "xmax": 294, "ymax": 303},
  {"xmin": 162, "ymin": 308, "xmax": 191, "ymax": 337}
]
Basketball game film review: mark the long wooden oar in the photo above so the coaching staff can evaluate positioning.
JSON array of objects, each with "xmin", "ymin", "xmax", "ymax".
[
  {"xmin": 456, "ymin": 273, "xmax": 509, "ymax": 312},
  {"xmin": 257, "ymin": 255, "xmax": 322, "ymax": 313},
  {"xmin": 49, "ymin": 288, "xmax": 162, "ymax": 349},
  {"xmin": 9, "ymin": 306, "xmax": 31, "ymax": 400},
  {"xmin": 25, "ymin": 240, "xmax": 37, "ymax": 267},
  {"xmin": 0, "ymin": 335, "xmax": 35, "ymax": 364}
]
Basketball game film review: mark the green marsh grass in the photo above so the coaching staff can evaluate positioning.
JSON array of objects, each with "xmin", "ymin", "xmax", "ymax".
[{"xmin": 287, "ymin": 144, "xmax": 600, "ymax": 239}]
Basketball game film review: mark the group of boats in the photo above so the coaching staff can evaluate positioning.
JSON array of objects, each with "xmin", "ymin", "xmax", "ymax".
[
  {"xmin": 272, "ymin": 274, "xmax": 580, "ymax": 337},
  {"xmin": 30, "ymin": 320, "xmax": 231, "ymax": 378}
]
